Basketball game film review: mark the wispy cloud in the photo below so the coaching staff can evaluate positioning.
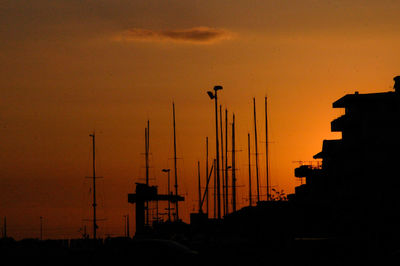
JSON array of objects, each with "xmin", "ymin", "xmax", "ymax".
[{"xmin": 113, "ymin": 27, "xmax": 233, "ymax": 44}]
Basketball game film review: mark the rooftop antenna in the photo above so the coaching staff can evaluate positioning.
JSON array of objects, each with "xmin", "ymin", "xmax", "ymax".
[
  {"xmin": 248, "ymin": 133, "xmax": 252, "ymax": 206},
  {"xmin": 253, "ymin": 98, "xmax": 260, "ymax": 203},
  {"xmin": 265, "ymin": 96, "xmax": 271, "ymax": 201},
  {"xmin": 89, "ymin": 132, "xmax": 98, "ymax": 239},
  {"xmin": 232, "ymin": 113, "xmax": 237, "ymax": 212},
  {"xmin": 172, "ymin": 102, "xmax": 179, "ymax": 220}
]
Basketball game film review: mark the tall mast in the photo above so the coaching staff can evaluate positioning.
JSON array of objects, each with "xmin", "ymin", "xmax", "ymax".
[
  {"xmin": 214, "ymin": 158, "xmax": 217, "ymax": 219},
  {"xmin": 248, "ymin": 133, "xmax": 252, "ymax": 206},
  {"xmin": 167, "ymin": 170, "xmax": 171, "ymax": 221},
  {"xmin": 225, "ymin": 109, "xmax": 228, "ymax": 215},
  {"xmin": 173, "ymin": 102, "xmax": 179, "ymax": 220},
  {"xmin": 198, "ymin": 161, "xmax": 202, "ymax": 213},
  {"xmin": 219, "ymin": 105, "xmax": 225, "ymax": 216},
  {"xmin": 145, "ymin": 121, "xmax": 149, "ymax": 186},
  {"xmin": 89, "ymin": 132, "xmax": 97, "ymax": 239},
  {"xmin": 232, "ymin": 113, "xmax": 236, "ymax": 212},
  {"xmin": 253, "ymin": 98, "xmax": 260, "ymax": 203},
  {"xmin": 265, "ymin": 97, "xmax": 270, "ymax": 201},
  {"xmin": 144, "ymin": 124, "xmax": 149, "ymax": 225},
  {"xmin": 206, "ymin": 137, "xmax": 209, "ymax": 216}
]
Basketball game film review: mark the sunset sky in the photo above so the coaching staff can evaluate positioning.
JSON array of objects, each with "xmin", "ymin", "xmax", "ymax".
[{"xmin": 1, "ymin": 0, "xmax": 400, "ymax": 239}]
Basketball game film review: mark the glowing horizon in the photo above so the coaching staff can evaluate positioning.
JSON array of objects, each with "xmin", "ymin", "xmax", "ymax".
[{"xmin": 1, "ymin": 0, "xmax": 400, "ymax": 239}]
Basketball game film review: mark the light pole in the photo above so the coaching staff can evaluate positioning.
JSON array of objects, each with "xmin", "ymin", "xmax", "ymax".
[
  {"xmin": 162, "ymin": 169, "xmax": 171, "ymax": 221},
  {"xmin": 207, "ymin": 85, "xmax": 223, "ymax": 219}
]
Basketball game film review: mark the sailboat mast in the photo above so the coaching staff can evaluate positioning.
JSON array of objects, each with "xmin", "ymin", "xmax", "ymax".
[
  {"xmin": 206, "ymin": 137, "xmax": 209, "ymax": 216},
  {"xmin": 173, "ymin": 102, "xmax": 179, "ymax": 220},
  {"xmin": 232, "ymin": 113, "xmax": 236, "ymax": 212},
  {"xmin": 253, "ymin": 98, "xmax": 260, "ymax": 203},
  {"xmin": 145, "ymin": 121, "xmax": 150, "ymax": 185},
  {"xmin": 248, "ymin": 133, "xmax": 252, "ymax": 206},
  {"xmin": 198, "ymin": 161, "xmax": 202, "ymax": 213},
  {"xmin": 144, "ymin": 123, "xmax": 149, "ymax": 225},
  {"xmin": 225, "ymin": 108, "xmax": 228, "ymax": 215},
  {"xmin": 265, "ymin": 97, "xmax": 270, "ymax": 201},
  {"xmin": 89, "ymin": 132, "xmax": 97, "ymax": 240},
  {"xmin": 214, "ymin": 158, "xmax": 217, "ymax": 219},
  {"xmin": 219, "ymin": 105, "xmax": 225, "ymax": 216}
]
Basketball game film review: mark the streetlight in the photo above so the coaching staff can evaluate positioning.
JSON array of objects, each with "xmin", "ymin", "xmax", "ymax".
[
  {"xmin": 207, "ymin": 85, "xmax": 223, "ymax": 219},
  {"xmin": 162, "ymin": 169, "xmax": 171, "ymax": 221}
]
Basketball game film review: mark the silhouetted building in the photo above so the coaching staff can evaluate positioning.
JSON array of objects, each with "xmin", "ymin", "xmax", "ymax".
[
  {"xmin": 128, "ymin": 183, "xmax": 184, "ymax": 235},
  {"xmin": 290, "ymin": 76, "xmax": 400, "ymax": 255}
]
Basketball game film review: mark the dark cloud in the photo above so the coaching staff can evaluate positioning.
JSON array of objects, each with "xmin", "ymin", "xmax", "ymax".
[{"xmin": 114, "ymin": 27, "xmax": 233, "ymax": 44}]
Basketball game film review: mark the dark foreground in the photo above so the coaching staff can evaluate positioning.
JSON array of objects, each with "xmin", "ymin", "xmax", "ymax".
[{"xmin": 2, "ymin": 235, "xmax": 400, "ymax": 266}]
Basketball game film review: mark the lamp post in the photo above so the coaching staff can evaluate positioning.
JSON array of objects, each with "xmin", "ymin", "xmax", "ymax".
[
  {"xmin": 162, "ymin": 169, "xmax": 171, "ymax": 221},
  {"xmin": 207, "ymin": 85, "xmax": 223, "ymax": 219}
]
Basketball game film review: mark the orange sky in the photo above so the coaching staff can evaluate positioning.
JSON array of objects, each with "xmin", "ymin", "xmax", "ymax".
[{"xmin": 1, "ymin": 0, "xmax": 400, "ymax": 239}]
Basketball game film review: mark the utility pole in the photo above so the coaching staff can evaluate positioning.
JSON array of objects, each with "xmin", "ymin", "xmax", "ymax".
[
  {"xmin": 89, "ymin": 133, "xmax": 97, "ymax": 239},
  {"xmin": 265, "ymin": 96, "xmax": 270, "ymax": 201},
  {"xmin": 248, "ymin": 133, "xmax": 252, "ymax": 207},
  {"xmin": 253, "ymin": 98, "xmax": 260, "ymax": 203},
  {"xmin": 173, "ymin": 102, "xmax": 179, "ymax": 221},
  {"xmin": 232, "ymin": 113, "xmax": 236, "ymax": 212}
]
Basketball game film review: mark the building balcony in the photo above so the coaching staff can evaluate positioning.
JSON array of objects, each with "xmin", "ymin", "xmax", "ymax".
[
  {"xmin": 294, "ymin": 165, "xmax": 321, "ymax": 178},
  {"xmin": 331, "ymin": 114, "xmax": 347, "ymax": 132}
]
